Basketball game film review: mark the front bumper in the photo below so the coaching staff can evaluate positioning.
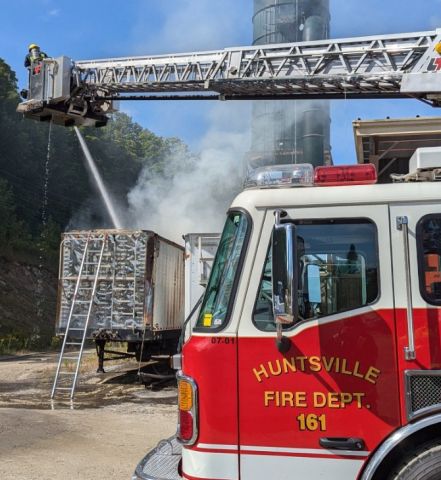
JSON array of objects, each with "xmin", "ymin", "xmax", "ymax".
[{"xmin": 132, "ymin": 436, "xmax": 182, "ymax": 480}]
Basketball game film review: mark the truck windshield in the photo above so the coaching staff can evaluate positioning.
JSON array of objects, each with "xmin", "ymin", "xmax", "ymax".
[{"xmin": 196, "ymin": 211, "xmax": 249, "ymax": 330}]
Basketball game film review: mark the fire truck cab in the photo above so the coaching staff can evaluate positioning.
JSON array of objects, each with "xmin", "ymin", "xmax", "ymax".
[{"xmin": 134, "ymin": 147, "xmax": 441, "ymax": 480}]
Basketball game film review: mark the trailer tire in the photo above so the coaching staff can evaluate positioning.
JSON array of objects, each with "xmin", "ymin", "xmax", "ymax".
[{"xmin": 388, "ymin": 441, "xmax": 441, "ymax": 480}]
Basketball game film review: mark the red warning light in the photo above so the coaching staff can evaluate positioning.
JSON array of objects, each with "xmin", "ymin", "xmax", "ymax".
[{"xmin": 314, "ymin": 164, "xmax": 377, "ymax": 186}]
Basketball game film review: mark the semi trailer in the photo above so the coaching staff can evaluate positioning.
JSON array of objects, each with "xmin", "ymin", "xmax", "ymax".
[{"xmin": 53, "ymin": 230, "xmax": 218, "ymax": 398}]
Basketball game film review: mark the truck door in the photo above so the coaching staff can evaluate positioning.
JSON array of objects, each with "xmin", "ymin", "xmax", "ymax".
[
  {"xmin": 237, "ymin": 205, "xmax": 401, "ymax": 480},
  {"xmin": 390, "ymin": 204, "xmax": 441, "ymax": 424}
]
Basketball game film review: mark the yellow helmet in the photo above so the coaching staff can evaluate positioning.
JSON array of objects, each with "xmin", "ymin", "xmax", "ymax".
[{"xmin": 28, "ymin": 43, "xmax": 39, "ymax": 51}]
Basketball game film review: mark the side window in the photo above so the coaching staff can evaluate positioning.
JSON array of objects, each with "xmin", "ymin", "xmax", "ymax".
[
  {"xmin": 417, "ymin": 215, "xmax": 441, "ymax": 306},
  {"xmin": 253, "ymin": 219, "xmax": 380, "ymax": 331}
]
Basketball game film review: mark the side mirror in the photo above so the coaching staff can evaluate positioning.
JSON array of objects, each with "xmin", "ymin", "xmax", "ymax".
[{"xmin": 272, "ymin": 219, "xmax": 298, "ymax": 353}]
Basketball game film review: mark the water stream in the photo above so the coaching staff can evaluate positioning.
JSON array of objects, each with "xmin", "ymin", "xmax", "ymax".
[
  {"xmin": 36, "ymin": 120, "xmax": 53, "ymax": 324},
  {"xmin": 74, "ymin": 126, "xmax": 123, "ymax": 229}
]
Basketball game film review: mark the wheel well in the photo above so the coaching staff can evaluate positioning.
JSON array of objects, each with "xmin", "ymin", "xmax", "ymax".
[{"xmin": 369, "ymin": 423, "xmax": 441, "ymax": 480}]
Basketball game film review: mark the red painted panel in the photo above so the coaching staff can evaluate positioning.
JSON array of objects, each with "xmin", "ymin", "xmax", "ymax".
[
  {"xmin": 183, "ymin": 336, "xmax": 239, "ymax": 446},
  {"xmin": 394, "ymin": 308, "xmax": 441, "ymax": 423},
  {"xmin": 238, "ymin": 310, "xmax": 401, "ymax": 452}
]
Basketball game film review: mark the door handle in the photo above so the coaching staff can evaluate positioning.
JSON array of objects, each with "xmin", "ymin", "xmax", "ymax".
[{"xmin": 319, "ymin": 437, "xmax": 365, "ymax": 451}]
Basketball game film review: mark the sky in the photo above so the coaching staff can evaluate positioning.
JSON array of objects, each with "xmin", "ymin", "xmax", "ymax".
[{"xmin": 2, "ymin": 0, "xmax": 441, "ymax": 163}]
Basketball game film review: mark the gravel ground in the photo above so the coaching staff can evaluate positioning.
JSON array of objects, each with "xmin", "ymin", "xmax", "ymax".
[{"xmin": 0, "ymin": 352, "xmax": 177, "ymax": 479}]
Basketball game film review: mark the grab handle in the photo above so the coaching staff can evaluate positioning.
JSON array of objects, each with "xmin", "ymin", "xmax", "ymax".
[{"xmin": 396, "ymin": 216, "xmax": 416, "ymax": 361}]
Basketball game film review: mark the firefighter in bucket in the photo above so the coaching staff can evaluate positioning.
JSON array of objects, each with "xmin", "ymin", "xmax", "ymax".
[{"xmin": 24, "ymin": 43, "xmax": 48, "ymax": 74}]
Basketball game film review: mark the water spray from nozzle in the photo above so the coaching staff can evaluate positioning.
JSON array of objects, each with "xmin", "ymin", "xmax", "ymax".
[{"xmin": 74, "ymin": 126, "xmax": 122, "ymax": 229}]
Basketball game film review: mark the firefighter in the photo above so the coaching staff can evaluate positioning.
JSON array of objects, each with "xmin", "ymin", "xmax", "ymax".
[{"xmin": 24, "ymin": 44, "xmax": 48, "ymax": 69}]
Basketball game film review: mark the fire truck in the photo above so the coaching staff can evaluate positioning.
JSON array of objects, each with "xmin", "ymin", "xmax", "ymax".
[
  {"xmin": 130, "ymin": 149, "xmax": 441, "ymax": 480},
  {"xmin": 17, "ymin": 27, "xmax": 441, "ymax": 480}
]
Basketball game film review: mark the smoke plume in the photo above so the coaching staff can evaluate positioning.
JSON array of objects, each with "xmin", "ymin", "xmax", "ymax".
[{"xmin": 127, "ymin": 103, "xmax": 250, "ymax": 243}]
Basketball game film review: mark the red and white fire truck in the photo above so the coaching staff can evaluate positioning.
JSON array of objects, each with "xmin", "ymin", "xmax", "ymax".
[
  {"xmin": 16, "ymin": 24, "xmax": 441, "ymax": 480},
  {"xmin": 134, "ymin": 147, "xmax": 441, "ymax": 480}
]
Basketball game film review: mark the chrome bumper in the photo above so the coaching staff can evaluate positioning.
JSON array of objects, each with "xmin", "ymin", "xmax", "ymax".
[{"xmin": 132, "ymin": 436, "xmax": 182, "ymax": 480}]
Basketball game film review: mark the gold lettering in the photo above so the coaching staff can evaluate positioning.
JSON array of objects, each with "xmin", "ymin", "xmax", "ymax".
[
  {"xmin": 268, "ymin": 360, "xmax": 282, "ymax": 376},
  {"xmin": 297, "ymin": 356, "xmax": 307, "ymax": 371},
  {"xmin": 313, "ymin": 392, "xmax": 327, "ymax": 408},
  {"xmin": 341, "ymin": 358, "xmax": 352, "ymax": 375},
  {"xmin": 253, "ymin": 364, "xmax": 269, "ymax": 383},
  {"xmin": 340, "ymin": 393, "xmax": 353, "ymax": 407},
  {"xmin": 352, "ymin": 361, "xmax": 364, "ymax": 379},
  {"xmin": 296, "ymin": 392, "xmax": 307, "ymax": 408},
  {"xmin": 281, "ymin": 391, "xmax": 294, "ymax": 407},
  {"xmin": 365, "ymin": 367, "xmax": 381, "ymax": 384},
  {"xmin": 322, "ymin": 356, "xmax": 335, "ymax": 372},
  {"xmin": 282, "ymin": 357, "xmax": 297, "ymax": 374},
  {"xmin": 309, "ymin": 356, "xmax": 322, "ymax": 372},
  {"xmin": 264, "ymin": 391, "xmax": 275, "ymax": 406},
  {"xmin": 328, "ymin": 393, "xmax": 340, "ymax": 408},
  {"xmin": 353, "ymin": 392, "xmax": 365, "ymax": 408}
]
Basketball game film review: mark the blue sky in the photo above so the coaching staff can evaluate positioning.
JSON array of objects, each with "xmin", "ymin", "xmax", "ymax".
[{"xmin": 2, "ymin": 0, "xmax": 441, "ymax": 163}]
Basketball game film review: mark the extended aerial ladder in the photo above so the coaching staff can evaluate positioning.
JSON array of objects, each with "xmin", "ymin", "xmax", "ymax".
[{"xmin": 17, "ymin": 28, "xmax": 441, "ymax": 127}]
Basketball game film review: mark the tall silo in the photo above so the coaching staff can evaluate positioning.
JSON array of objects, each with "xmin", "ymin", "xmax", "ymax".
[{"xmin": 250, "ymin": 0, "xmax": 332, "ymax": 168}]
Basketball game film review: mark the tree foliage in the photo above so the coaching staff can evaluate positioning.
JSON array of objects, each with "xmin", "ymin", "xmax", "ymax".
[{"xmin": 0, "ymin": 58, "xmax": 188, "ymax": 265}]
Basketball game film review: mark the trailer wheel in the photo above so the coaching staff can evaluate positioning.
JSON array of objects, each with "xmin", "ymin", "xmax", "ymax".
[{"xmin": 388, "ymin": 441, "xmax": 441, "ymax": 480}]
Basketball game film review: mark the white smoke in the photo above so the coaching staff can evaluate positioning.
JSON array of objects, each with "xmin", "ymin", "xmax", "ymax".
[{"xmin": 127, "ymin": 103, "xmax": 250, "ymax": 243}]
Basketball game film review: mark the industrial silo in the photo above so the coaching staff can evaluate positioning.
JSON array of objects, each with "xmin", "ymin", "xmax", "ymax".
[{"xmin": 249, "ymin": 0, "xmax": 332, "ymax": 168}]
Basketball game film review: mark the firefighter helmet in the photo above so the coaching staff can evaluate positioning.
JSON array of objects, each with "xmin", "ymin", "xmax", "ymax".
[{"xmin": 28, "ymin": 43, "xmax": 39, "ymax": 51}]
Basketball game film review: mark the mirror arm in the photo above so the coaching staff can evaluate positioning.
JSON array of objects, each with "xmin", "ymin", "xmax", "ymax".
[{"xmin": 276, "ymin": 326, "xmax": 291, "ymax": 353}]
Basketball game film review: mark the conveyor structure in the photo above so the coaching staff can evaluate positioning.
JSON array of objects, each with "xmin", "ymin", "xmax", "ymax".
[{"xmin": 17, "ymin": 29, "xmax": 441, "ymax": 127}]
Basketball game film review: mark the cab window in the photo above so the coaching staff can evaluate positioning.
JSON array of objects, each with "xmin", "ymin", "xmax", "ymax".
[
  {"xmin": 196, "ymin": 211, "xmax": 250, "ymax": 330},
  {"xmin": 253, "ymin": 219, "xmax": 380, "ymax": 331},
  {"xmin": 417, "ymin": 214, "xmax": 441, "ymax": 305}
]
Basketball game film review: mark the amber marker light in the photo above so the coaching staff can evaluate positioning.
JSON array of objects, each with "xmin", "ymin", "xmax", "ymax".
[
  {"xmin": 177, "ymin": 374, "xmax": 198, "ymax": 445},
  {"xmin": 179, "ymin": 380, "xmax": 193, "ymax": 411},
  {"xmin": 435, "ymin": 42, "xmax": 441, "ymax": 55}
]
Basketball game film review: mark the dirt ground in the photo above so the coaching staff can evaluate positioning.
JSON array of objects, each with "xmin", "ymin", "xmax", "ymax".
[{"xmin": 0, "ymin": 351, "xmax": 177, "ymax": 479}]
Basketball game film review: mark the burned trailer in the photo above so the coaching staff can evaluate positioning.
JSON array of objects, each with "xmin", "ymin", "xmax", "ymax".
[{"xmin": 56, "ymin": 230, "xmax": 185, "ymax": 372}]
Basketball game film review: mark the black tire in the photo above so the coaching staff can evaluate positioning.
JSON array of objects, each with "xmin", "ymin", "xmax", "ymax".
[{"xmin": 388, "ymin": 441, "xmax": 441, "ymax": 480}]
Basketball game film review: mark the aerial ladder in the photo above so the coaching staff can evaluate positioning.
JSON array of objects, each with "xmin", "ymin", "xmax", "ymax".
[{"xmin": 17, "ymin": 28, "xmax": 441, "ymax": 128}]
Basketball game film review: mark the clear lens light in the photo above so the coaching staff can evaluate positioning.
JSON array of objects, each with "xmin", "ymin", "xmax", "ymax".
[{"xmin": 245, "ymin": 164, "xmax": 314, "ymax": 188}]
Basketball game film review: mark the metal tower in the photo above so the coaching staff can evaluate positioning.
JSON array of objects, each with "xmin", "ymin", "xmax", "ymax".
[{"xmin": 250, "ymin": 0, "xmax": 331, "ymax": 168}]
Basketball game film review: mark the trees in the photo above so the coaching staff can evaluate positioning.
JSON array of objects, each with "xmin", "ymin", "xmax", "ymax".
[{"xmin": 0, "ymin": 59, "xmax": 188, "ymax": 252}]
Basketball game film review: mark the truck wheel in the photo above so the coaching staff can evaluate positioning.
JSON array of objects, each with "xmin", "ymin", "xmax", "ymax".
[{"xmin": 388, "ymin": 441, "xmax": 441, "ymax": 479}]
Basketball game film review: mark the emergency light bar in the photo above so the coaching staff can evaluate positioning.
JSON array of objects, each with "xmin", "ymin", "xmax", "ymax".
[
  {"xmin": 245, "ymin": 164, "xmax": 315, "ymax": 188},
  {"xmin": 244, "ymin": 164, "xmax": 377, "ymax": 189},
  {"xmin": 315, "ymin": 164, "xmax": 377, "ymax": 186}
]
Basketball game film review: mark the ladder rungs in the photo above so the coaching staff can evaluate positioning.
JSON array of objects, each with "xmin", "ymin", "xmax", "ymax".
[
  {"xmin": 59, "ymin": 372, "xmax": 76, "ymax": 375},
  {"xmin": 65, "ymin": 342, "xmax": 82, "ymax": 345},
  {"xmin": 54, "ymin": 387, "xmax": 72, "ymax": 391},
  {"xmin": 68, "ymin": 328, "xmax": 86, "ymax": 331}
]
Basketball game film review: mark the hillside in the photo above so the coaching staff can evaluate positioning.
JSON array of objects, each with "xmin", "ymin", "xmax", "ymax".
[{"xmin": 0, "ymin": 58, "xmax": 189, "ymax": 351}]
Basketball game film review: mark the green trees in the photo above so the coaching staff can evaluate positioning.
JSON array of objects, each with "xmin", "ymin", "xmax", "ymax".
[
  {"xmin": 0, "ymin": 58, "xmax": 188, "ymax": 261},
  {"xmin": 0, "ymin": 58, "xmax": 190, "ymax": 350}
]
